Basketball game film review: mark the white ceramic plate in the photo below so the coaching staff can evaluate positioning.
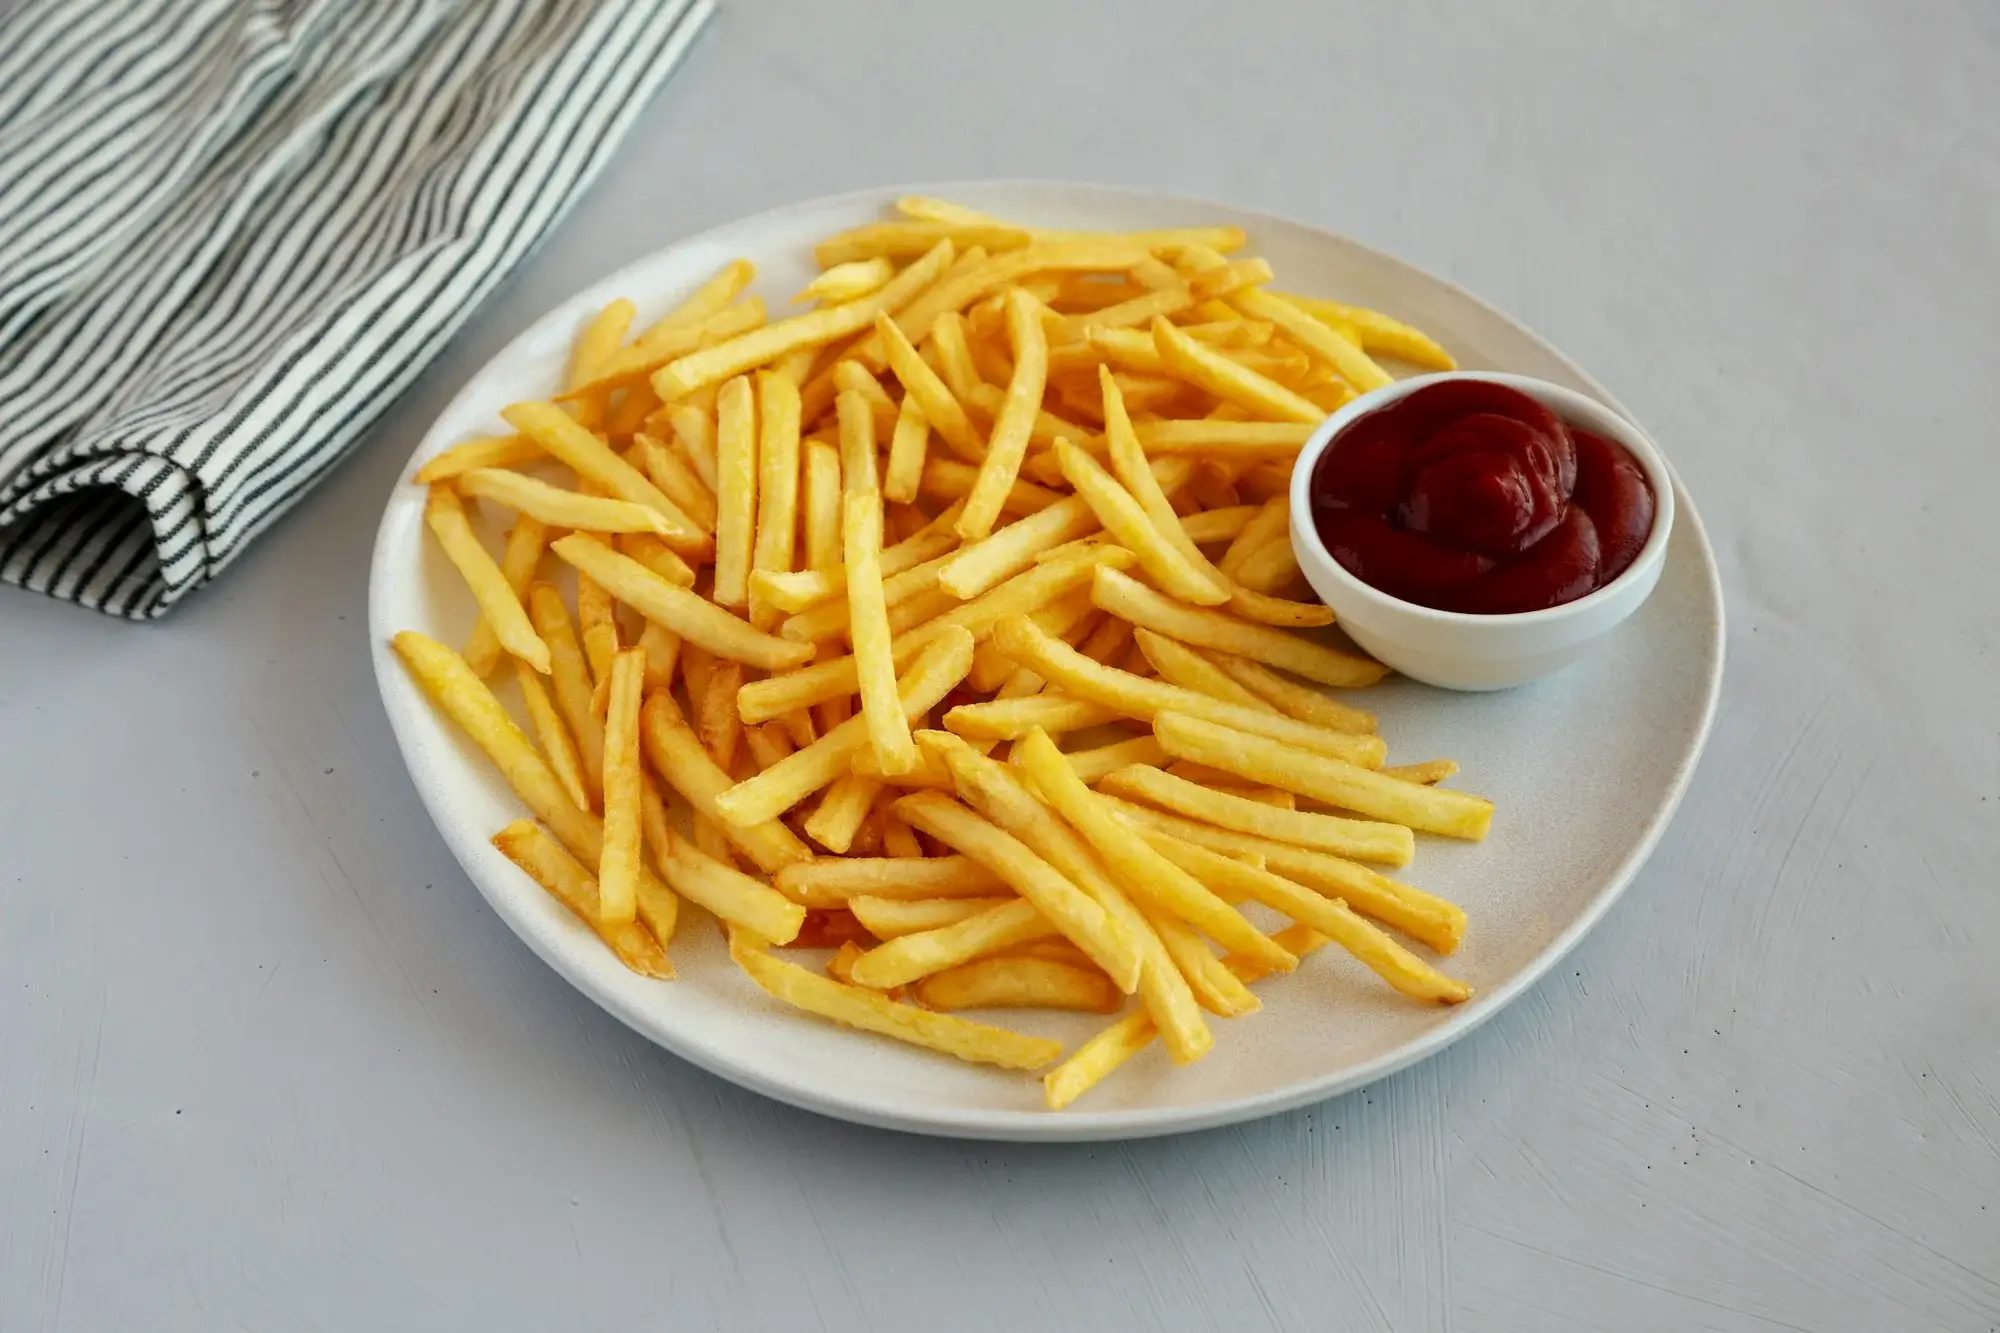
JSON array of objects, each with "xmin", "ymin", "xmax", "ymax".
[{"xmin": 369, "ymin": 182, "xmax": 1724, "ymax": 1142}]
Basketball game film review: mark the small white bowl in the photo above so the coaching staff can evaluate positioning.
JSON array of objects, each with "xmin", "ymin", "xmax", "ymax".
[{"xmin": 1288, "ymin": 372, "xmax": 1676, "ymax": 691}]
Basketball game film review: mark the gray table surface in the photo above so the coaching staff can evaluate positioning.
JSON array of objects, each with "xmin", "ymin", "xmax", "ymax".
[{"xmin": 6, "ymin": 3, "xmax": 1998, "ymax": 1329}]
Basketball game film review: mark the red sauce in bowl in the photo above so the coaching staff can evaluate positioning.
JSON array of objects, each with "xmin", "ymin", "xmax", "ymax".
[{"xmin": 1308, "ymin": 381, "xmax": 1654, "ymax": 614}]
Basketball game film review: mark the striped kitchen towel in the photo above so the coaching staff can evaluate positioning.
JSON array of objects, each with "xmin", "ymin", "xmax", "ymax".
[{"xmin": 0, "ymin": 0, "xmax": 714, "ymax": 618}]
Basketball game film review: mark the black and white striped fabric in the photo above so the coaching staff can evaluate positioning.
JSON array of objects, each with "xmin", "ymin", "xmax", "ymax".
[{"xmin": 0, "ymin": 0, "xmax": 714, "ymax": 618}]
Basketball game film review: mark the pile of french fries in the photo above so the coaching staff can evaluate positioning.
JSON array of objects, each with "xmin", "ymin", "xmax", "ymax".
[{"xmin": 393, "ymin": 196, "xmax": 1487, "ymax": 1109}]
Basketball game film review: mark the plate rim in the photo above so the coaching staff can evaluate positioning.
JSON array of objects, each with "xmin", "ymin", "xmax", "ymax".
[{"xmin": 368, "ymin": 179, "xmax": 1726, "ymax": 1142}]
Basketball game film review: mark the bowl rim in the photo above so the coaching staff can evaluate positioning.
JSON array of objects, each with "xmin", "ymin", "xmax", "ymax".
[{"xmin": 1288, "ymin": 370, "xmax": 1678, "ymax": 627}]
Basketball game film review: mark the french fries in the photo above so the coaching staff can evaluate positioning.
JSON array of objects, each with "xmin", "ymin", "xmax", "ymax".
[
  {"xmin": 1092, "ymin": 566, "xmax": 1385, "ymax": 687},
  {"xmin": 955, "ymin": 287, "xmax": 1050, "ymax": 539},
  {"xmin": 424, "ymin": 487, "xmax": 549, "ymax": 673},
  {"xmin": 914, "ymin": 958, "xmax": 1120, "ymax": 1013},
  {"xmin": 493, "ymin": 821, "xmax": 670, "ymax": 977},
  {"xmin": 401, "ymin": 201, "xmax": 1489, "ymax": 1107},
  {"xmin": 889, "ymin": 790, "xmax": 1144, "ymax": 993},
  {"xmin": 596, "ymin": 648, "xmax": 647, "ymax": 925},
  {"xmin": 987, "ymin": 613, "xmax": 1387, "ymax": 765},
  {"xmin": 457, "ymin": 467, "xmax": 673, "ymax": 535},
  {"xmin": 1100, "ymin": 763, "xmax": 1415, "ymax": 867},
  {"xmin": 731, "ymin": 937, "xmax": 1061, "ymax": 1070},
  {"xmin": 844, "ymin": 490, "xmax": 917, "ymax": 775},
  {"xmin": 1153, "ymin": 711, "xmax": 1493, "ymax": 840},
  {"xmin": 464, "ymin": 517, "xmax": 549, "ymax": 677},
  {"xmin": 773, "ymin": 855, "xmax": 1006, "ymax": 907}
]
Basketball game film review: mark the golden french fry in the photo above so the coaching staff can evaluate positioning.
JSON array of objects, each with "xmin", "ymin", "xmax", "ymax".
[
  {"xmin": 814, "ymin": 221, "xmax": 1031, "ymax": 268},
  {"xmin": 854, "ymin": 240, "xmax": 1150, "ymax": 370},
  {"xmin": 393, "ymin": 632, "xmax": 675, "ymax": 933},
  {"xmin": 804, "ymin": 773, "xmax": 883, "ymax": 854},
  {"xmin": 1233, "ymin": 536, "xmax": 1302, "ymax": 595},
  {"xmin": 1154, "ymin": 710, "xmax": 1492, "ymax": 840},
  {"xmin": 635, "ymin": 433, "xmax": 718, "ymax": 530},
  {"xmin": 1218, "ymin": 497, "xmax": 1290, "ymax": 578},
  {"xmin": 772, "ymin": 855, "xmax": 1007, "ymax": 908},
  {"xmin": 729, "ymin": 937, "xmax": 1061, "ymax": 1071},
  {"xmin": 1042, "ymin": 923, "xmax": 1333, "ymax": 1109},
  {"xmin": 875, "ymin": 311, "xmax": 986, "ymax": 461},
  {"xmin": 779, "ymin": 550, "xmax": 956, "ymax": 646},
  {"xmin": 735, "ymin": 545, "xmax": 1131, "ymax": 724},
  {"xmin": 492, "ymin": 821, "xmax": 669, "ymax": 977},
  {"xmin": 697, "ymin": 659, "xmax": 746, "ymax": 770},
  {"xmin": 667, "ymin": 404, "xmax": 720, "ymax": 491},
  {"xmin": 1131, "ymin": 627, "xmax": 1270, "ymax": 710},
  {"xmin": 936, "ymin": 496, "xmax": 1096, "ymax": 598},
  {"xmin": 1229, "ymin": 285, "xmax": 1391, "ymax": 392},
  {"xmin": 1104, "ymin": 793, "xmax": 1465, "ymax": 953},
  {"xmin": 637, "ymin": 621, "xmax": 682, "ymax": 693},
  {"xmin": 1053, "ymin": 258, "xmax": 1272, "ymax": 341},
  {"xmin": 569, "ymin": 298, "xmax": 636, "ymax": 389},
  {"xmin": 1093, "ymin": 566, "xmax": 1383, "ymax": 687},
  {"xmin": 847, "ymin": 895, "xmax": 1064, "ymax": 986},
  {"xmin": 882, "ymin": 390, "xmax": 930, "ymax": 504},
  {"xmin": 922, "ymin": 732, "xmax": 1208, "ymax": 1061},
  {"xmin": 1132, "ymin": 418, "xmax": 1316, "ymax": 458},
  {"xmin": 655, "ymin": 239, "xmax": 955, "ymax": 400},
  {"xmin": 1137, "ymin": 830, "xmax": 1469, "ymax": 1003},
  {"xmin": 639, "ymin": 692, "xmax": 815, "ymax": 874},
  {"xmin": 711, "ymin": 375, "xmax": 758, "ymax": 608},
  {"xmin": 1100, "ymin": 763, "xmax": 1413, "ymax": 867},
  {"xmin": 800, "ymin": 437, "xmax": 843, "ymax": 579},
  {"xmin": 576, "ymin": 574, "xmax": 620, "ymax": 686},
  {"xmin": 833, "ymin": 359, "xmax": 900, "ymax": 440},
  {"xmin": 743, "ymin": 719, "xmax": 797, "ymax": 772},
  {"xmin": 714, "ymin": 627, "xmax": 975, "ymax": 826},
  {"xmin": 1054, "ymin": 436, "xmax": 1227, "ymax": 604},
  {"xmin": 754, "ymin": 501, "xmax": 963, "ymax": 614},
  {"xmin": 1042, "ymin": 1010, "xmax": 1156, "ymax": 1109},
  {"xmin": 943, "ymin": 694, "xmax": 1122, "ymax": 742},
  {"xmin": 596, "ymin": 649, "xmax": 647, "ymax": 925},
  {"xmin": 550, "ymin": 535, "xmax": 813, "ymax": 672},
  {"xmin": 1058, "ymin": 733, "xmax": 1166, "ymax": 784},
  {"xmin": 1147, "ymin": 909, "xmax": 1261, "ymax": 1017},
  {"xmin": 638, "ymin": 259, "xmax": 755, "ymax": 341},
  {"xmin": 955, "ymin": 287, "xmax": 1050, "ymax": 540},
  {"xmin": 914, "ymin": 958, "xmax": 1120, "ymax": 1013},
  {"xmin": 1150, "ymin": 316, "xmax": 1323, "ymax": 423},
  {"xmin": 1015, "ymin": 728, "xmax": 1295, "ymax": 973},
  {"xmin": 847, "ymin": 895, "xmax": 1024, "ymax": 938},
  {"xmin": 842, "ymin": 490, "xmax": 918, "ymax": 775},
  {"xmin": 500, "ymin": 401, "xmax": 706, "ymax": 553},
  {"xmin": 1271, "ymin": 292, "xmax": 1455, "ymax": 370},
  {"xmin": 657, "ymin": 827, "xmax": 805, "ymax": 943},
  {"xmin": 889, "ymin": 790, "xmax": 1143, "ymax": 992},
  {"xmin": 794, "ymin": 256, "xmax": 895, "ymax": 303},
  {"xmin": 1098, "ymin": 376, "xmax": 1331, "ymax": 628},
  {"xmin": 564, "ymin": 296, "xmax": 768, "ymax": 397},
  {"xmin": 869, "ymin": 809, "xmax": 917, "ymax": 859},
  {"xmin": 1178, "ymin": 504, "xmax": 1260, "ymax": 545},
  {"xmin": 749, "ymin": 370, "xmax": 802, "ymax": 624},
  {"xmin": 1205, "ymin": 650, "xmax": 1377, "ymax": 734},
  {"xmin": 415, "ymin": 433, "xmax": 543, "ymax": 485},
  {"xmin": 424, "ymin": 486, "xmax": 549, "ymax": 673},
  {"xmin": 525, "ymin": 583, "xmax": 604, "ymax": 803},
  {"xmin": 614, "ymin": 531, "xmax": 696, "ymax": 589},
  {"xmin": 927, "ymin": 310, "xmax": 986, "ymax": 401},
  {"xmin": 1382, "ymin": 759, "xmax": 1460, "ymax": 786},
  {"xmin": 919, "ymin": 458, "xmax": 1061, "ymax": 518},
  {"xmin": 464, "ymin": 517, "xmax": 549, "ymax": 677},
  {"xmin": 514, "ymin": 660, "xmax": 590, "ymax": 811},
  {"xmin": 988, "ymin": 613, "xmax": 1387, "ymax": 765}
]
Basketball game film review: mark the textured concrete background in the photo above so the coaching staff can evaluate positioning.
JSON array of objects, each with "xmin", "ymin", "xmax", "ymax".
[{"xmin": 4, "ymin": 2, "xmax": 1996, "ymax": 1329}]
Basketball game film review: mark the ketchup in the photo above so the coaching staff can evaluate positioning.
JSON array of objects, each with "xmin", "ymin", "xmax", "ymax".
[{"xmin": 1308, "ymin": 381, "xmax": 1654, "ymax": 614}]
